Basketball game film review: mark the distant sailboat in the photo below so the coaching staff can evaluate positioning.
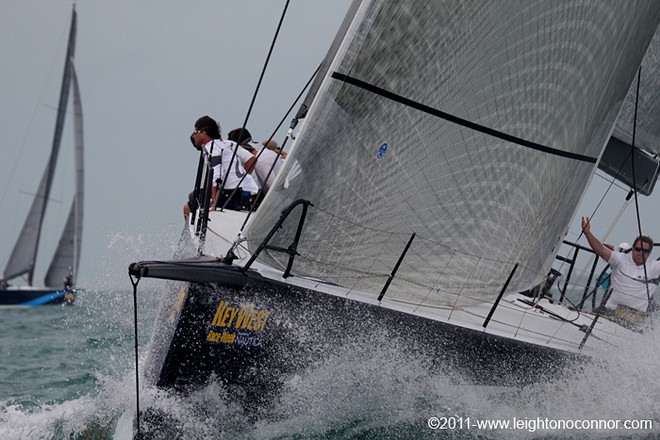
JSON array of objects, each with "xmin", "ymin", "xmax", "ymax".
[{"xmin": 0, "ymin": 7, "xmax": 83, "ymax": 306}]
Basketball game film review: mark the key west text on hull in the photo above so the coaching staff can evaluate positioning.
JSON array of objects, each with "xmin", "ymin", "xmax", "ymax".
[
  {"xmin": 125, "ymin": 1, "xmax": 660, "ymax": 437},
  {"xmin": 0, "ymin": 7, "xmax": 84, "ymax": 306}
]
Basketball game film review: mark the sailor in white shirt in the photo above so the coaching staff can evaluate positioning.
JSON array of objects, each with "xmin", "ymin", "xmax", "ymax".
[
  {"xmin": 581, "ymin": 216, "xmax": 660, "ymax": 315},
  {"xmin": 186, "ymin": 116, "xmax": 257, "ymax": 215},
  {"xmin": 228, "ymin": 128, "xmax": 284, "ymax": 196}
]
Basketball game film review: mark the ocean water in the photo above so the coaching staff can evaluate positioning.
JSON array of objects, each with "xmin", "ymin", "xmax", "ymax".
[
  {"xmin": 0, "ymin": 288, "xmax": 154, "ymax": 439},
  {"xmin": 2, "ymin": 286, "xmax": 660, "ymax": 439}
]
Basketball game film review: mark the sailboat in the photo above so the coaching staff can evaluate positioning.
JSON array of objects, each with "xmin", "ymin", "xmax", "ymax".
[
  {"xmin": 0, "ymin": 7, "xmax": 84, "ymax": 306},
  {"xmin": 124, "ymin": 1, "xmax": 660, "ymax": 436}
]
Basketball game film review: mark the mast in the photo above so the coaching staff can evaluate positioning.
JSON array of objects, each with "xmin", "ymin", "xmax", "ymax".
[{"xmin": 2, "ymin": 7, "xmax": 77, "ymax": 285}]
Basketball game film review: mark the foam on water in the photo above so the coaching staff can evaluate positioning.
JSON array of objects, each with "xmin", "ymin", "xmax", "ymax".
[
  {"xmin": 0, "ymin": 373, "xmax": 132, "ymax": 439},
  {"xmin": 122, "ymin": 321, "xmax": 660, "ymax": 439},
  {"xmin": 2, "ymin": 225, "xmax": 659, "ymax": 439},
  {"xmin": 252, "ymin": 326, "xmax": 659, "ymax": 439},
  {"xmin": 3, "ymin": 302, "xmax": 660, "ymax": 439},
  {"xmin": 0, "ymin": 222, "xmax": 166, "ymax": 440}
]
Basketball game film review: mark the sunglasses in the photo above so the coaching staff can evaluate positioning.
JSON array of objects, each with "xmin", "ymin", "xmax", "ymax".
[
  {"xmin": 192, "ymin": 129, "xmax": 204, "ymax": 135},
  {"xmin": 633, "ymin": 247, "xmax": 651, "ymax": 254}
]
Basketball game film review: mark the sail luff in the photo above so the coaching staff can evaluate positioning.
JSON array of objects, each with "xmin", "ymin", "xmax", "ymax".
[
  {"xmin": 294, "ymin": 0, "xmax": 362, "ymax": 121},
  {"xmin": 44, "ymin": 62, "xmax": 84, "ymax": 288},
  {"xmin": 72, "ymin": 63, "xmax": 84, "ymax": 283},
  {"xmin": 2, "ymin": 8, "xmax": 77, "ymax": 285}
]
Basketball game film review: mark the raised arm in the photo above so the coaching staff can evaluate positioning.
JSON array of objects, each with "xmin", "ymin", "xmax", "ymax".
[{"xmin": 581, "ymin": 217, "xmax": 612, "ymax": 262}]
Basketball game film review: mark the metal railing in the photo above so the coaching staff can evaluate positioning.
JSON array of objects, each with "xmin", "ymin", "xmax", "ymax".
[
  {"xmin": 241, "ymin": 199, "xmax": 313, "ymax": 278},
  {"xmin": 189, "ymin": 149, "xmax": 214, "ymax": 251},
  {"xmin": 555, "ymin": 240, "xmax": 600, "ymax": 308}
]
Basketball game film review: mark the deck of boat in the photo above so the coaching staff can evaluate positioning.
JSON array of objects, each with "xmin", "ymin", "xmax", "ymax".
[{"xmin": 180, "ymin": 208, "xmax": 637, "ymax": 357}]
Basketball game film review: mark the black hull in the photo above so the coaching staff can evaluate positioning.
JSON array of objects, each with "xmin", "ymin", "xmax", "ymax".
[
  {"xmin": 0, "ymin": 287, "xmax": 76, "ymax": 306},
  {"xmin": 136, "ymin": 262, "xmax": 581, "ymax": 423}
]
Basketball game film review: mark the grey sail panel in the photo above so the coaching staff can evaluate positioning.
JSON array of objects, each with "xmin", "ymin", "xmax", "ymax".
[
  {"xmin": 45, "ymin": 202, "xmax": 76, "ymax": 288},
  {"xmin": 2, "ymin": 170, "xmax": 50, "ymax": 282},
  {"xmin": 72, "ymin": 64, "xmax": 84, "ymax": 283},
  {"xmin": 2, "ymin": 8, "xmax": 77, "ymax": 284},
  {"xmin": 45, "ymin": 63, "xmax": 84, "ymax": 288},
  {"xmin": 612, "ymin": 26, "xmax": 660, "ymax": 155},
  {"xmin": 246, "ymin": 0, "xmax": 660, "ymax": 308}
]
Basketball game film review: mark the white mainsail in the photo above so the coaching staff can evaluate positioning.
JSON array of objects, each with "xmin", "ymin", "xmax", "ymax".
[
  {"xmin": 2, "ymin": 8, "xmax": 79, "ymax": 288},
  {"xmin": 45, "ymin": 64, "xmax": 84, "ymax": 288},
  {"xmin": 245, "ymin": 0, "xmax": 660, "ymax": 308}
]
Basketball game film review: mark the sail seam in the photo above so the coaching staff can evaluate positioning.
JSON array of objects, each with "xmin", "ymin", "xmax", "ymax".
[{"xmin": 331, "ymin": 72, "xmax": 597, "ymax": 164}]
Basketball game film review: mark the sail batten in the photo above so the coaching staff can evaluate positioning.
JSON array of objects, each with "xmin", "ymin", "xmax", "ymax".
[
  {"xmin": 2, "ymin": 8, "xmax": 78, "ymax": 287},
  {"xmin": 246, "ymin": 0, "xmax": 660, "ymax": 308},
  {"xmin": 331, "ymin": 71, "xmax": 598, "ymax": 163}
]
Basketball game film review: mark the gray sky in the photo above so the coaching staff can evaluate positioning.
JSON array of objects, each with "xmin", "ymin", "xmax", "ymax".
[
  {"xmin": 1, "ymin": 0, "xmax": 659, "ymax": 290},
  {"xmin": 0, "ymin": 0, "xmax": 352, "ymax": 288}
]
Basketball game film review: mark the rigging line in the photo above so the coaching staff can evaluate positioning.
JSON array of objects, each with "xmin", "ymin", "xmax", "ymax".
[
  {"xmin": 572, "ymin": 149, "xmax": 634, "ymax": 248},
  {"xmin": 312, "ymin": 205, "xmax": 408, "ymax": 236},
  {"xmin": 595, "ymin": 170, "xmax": 630, "ymax": 192},
  {"xmin": 219, "ymin": 0, "xmax": 291, "ymax": 202},
  {"xmin": 0, "ymin": 22, "xmax": 71, "ymax": 209},
  {"xmin": 237, "ymin": 62, "xmax": 323, "ymax": 234},
  {"xmin": 516, "ymin": 295, "xmax": 592, "ymax": 345},
  {"xmin": 568, "ymin": 199, "xmax": 631, "ymax": 293},
  {"xmin": 460, "ymin": 307, "xmax": 590, "ymax": 347},
  {"xmin": 586, "ymin": 156, "xmax": 633, "ymax": 229},
  {"xmin": 331, "ymin": 72, "xmax": 597, "ymax": 163},
  {"xmin": 555, "ymin": 181, "xmax": 632, "ymax": 281},
  {"xmin": 128, "ymin": 272, "xmax": 142, "ymax": 436},
  {"xmin": 312, "ymin": 203, "xmax": 548, "ymax": 280},
  {"xmin": 288, "ymin": 254, "xmax": 493, "ymax": 300},
  {"xmin": 555, "ymin": 116, "xmax": 635, "ymax": 276},
  {"xmin": 629, "ymin": 68, "xmax": 652, "ymax": 305}
]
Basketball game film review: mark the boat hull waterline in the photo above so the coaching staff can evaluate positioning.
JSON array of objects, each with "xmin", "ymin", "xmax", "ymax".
[{"xmin": 0, "ymin": 288, "xmax": 76, "ymax": 306}]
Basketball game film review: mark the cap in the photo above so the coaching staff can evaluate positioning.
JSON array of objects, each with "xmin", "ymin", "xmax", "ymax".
[{"xmin": 617, "ymin": 242, "xmax": 631, "ymax": 251}]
